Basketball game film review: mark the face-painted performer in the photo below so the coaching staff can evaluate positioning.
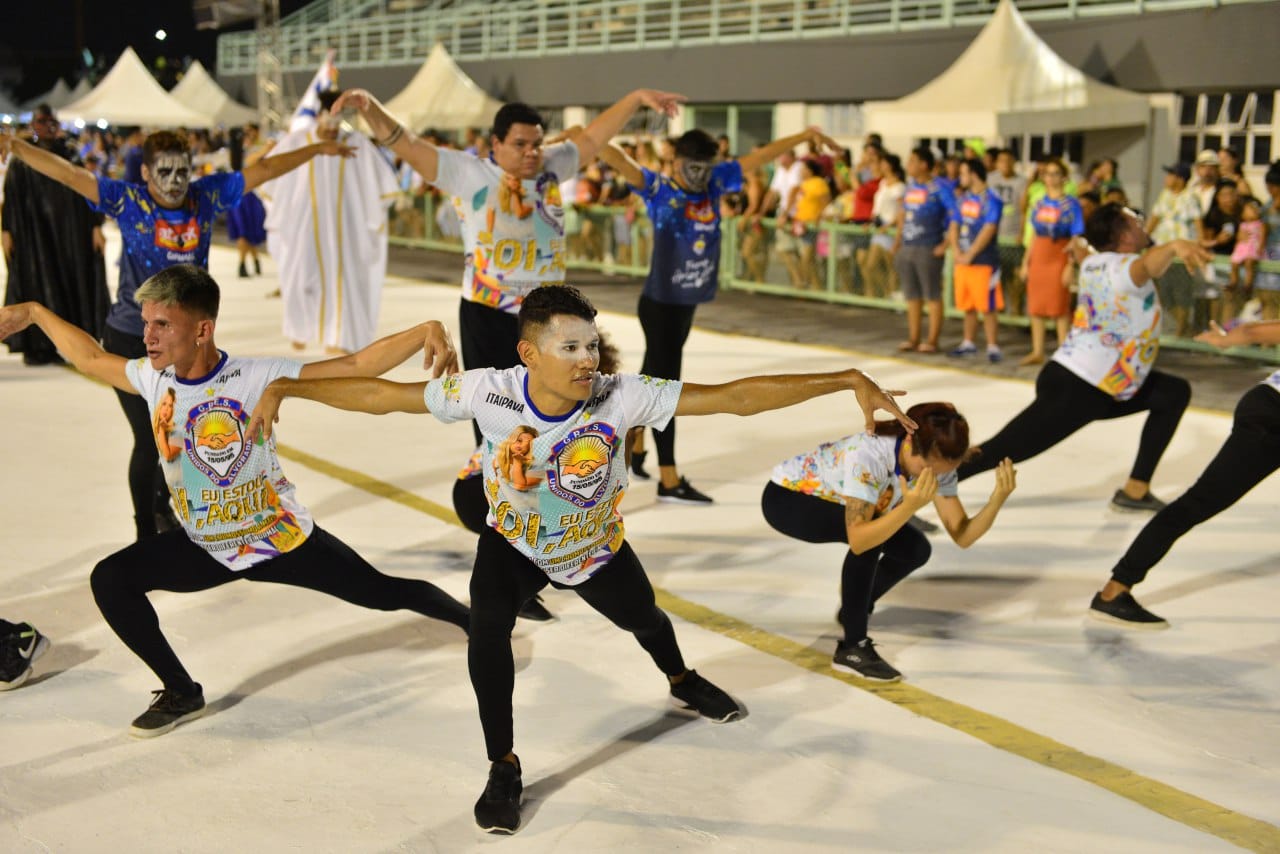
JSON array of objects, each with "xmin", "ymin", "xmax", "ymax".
[{"xmin": 582, "ymin": 124, "xmax": 844, "ymax": 505}]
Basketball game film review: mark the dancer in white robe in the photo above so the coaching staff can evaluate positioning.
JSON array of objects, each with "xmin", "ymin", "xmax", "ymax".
[{"xmin": 261, "ymin": 90, "xmax": 400, "ymax": 353}]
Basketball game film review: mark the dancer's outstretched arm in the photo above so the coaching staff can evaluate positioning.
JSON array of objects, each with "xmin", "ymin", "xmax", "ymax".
[
  {"xmin": 299, "ymin": 321, "xmax": 459, "ymax": 380},
  {"xmin": 675, "ymin": 368, "xmax": 916, "ymax": 434},
  {"xmin": 1196, "ymin": 319, "xmax": 1280, "ymax": 348},
  {"xmin": 0, "ymin": 302, "xmax": 131, "ymax": 391},
  {"xmin": 934, "ymin": 457, "xmax": 1017, "ymax": 548},
  {"xmin": 248, "ymin": 376, "xmax": 428, "ymax": 441}
]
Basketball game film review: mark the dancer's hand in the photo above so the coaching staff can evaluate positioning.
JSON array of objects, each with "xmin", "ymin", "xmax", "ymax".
[
  {"xmin": 332, "ymin": 89, "xmax": 373, "ymax": 115},
  {"xmin": 634, "ymin": 89, "xmax": 686, "ymax": 117},
  {"xmin": 248, "ymin": 379, "xmax": 290, "ymax": 443},
  {"xmin": 850, "ymin": 370, "xmax": 915, "ymax": 434},
  {"xmin": 1170, "ymin": 239, "xmax": 1213, "ymax": 274},
  {"xmin": 806, "ymin": 127, "xmax": 843, "ymax": 154},
  {"xmin": 991, "ymin": 457, "xmax": 1017, "ymax": 500},
  {"xmin": 901, "ymin": 469, "xmax": 938, "ymax": 511},
  {"xmin": 317, "ymin": 140, "xmax": 357, "ymax": 159},
  {"xmin": 1195, "ymin": 319, "xmax": 1246, "ymax": 348},
  {"xmin": 0, "ymin": 302, "xmax": 35, "ymax": 339},
  {"xmin": 421, "ymin": 320, "xmax": 459, "ymax": 377}
]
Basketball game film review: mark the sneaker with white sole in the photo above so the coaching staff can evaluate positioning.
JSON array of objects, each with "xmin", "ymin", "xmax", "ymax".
[
  {"xmin": 669, "ymin": 670, "xmax": 743, "ymax": 722},
  {"xmin": 1110, "ymin": 490, "xmax": 1167, "ymax": 512},
  {"xmin": 657, "ymin": 477, "xmax": 713, "ymax": 505},
  {"xmin": 130, "ymin": 684, "xmax": 206, "ymax": 737},
  {"xmin": 832, "ymin": 638, "xmax": 902, "ymax": 682},
  {"xmin": 0, "ymin": 623, "xmax": 51, "ymax": 691},
  {"xmin": 474, "ymin": 758, "xmax": 523, "ymax": 833},
  {"xmin": 1088, "ymin": 591, "xmax": 1169, "ymax": 630}
]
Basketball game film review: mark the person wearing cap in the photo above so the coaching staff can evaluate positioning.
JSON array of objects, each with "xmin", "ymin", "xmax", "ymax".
[
  {"xmin": 1192, "ymin": 150, "xmax": 1221, "ymax": 216},
  {"xmin": 1146, "ymin": 162, "xmax": 1203, "ymax": 337}
]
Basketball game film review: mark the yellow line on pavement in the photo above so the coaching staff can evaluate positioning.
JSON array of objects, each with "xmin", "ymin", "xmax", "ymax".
[{"xmin": 280, "ymin": 440, "xmax": 1278, "ymax": 852}]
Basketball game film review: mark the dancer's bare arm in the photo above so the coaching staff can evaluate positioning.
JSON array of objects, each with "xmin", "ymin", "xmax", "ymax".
[
  {"xmin": 844, "ymin": 472, "xmax": 934, "ymax": 555},
  {"xmin": 0, "ymin": 302, "xmax": 131, "ymax": 391},
  {"xmin": 248, "ymin": 377, "xmax": 428, "ymax": 441},
  {"xmin": 333, "ymin": 89, "xmax": 440, "ymax": 182},
  {"xmin": 299, "ymin": 321, "xmax": 458, "ymax": 380},
  {"xmin": 1, "ymin": 136, "xmax": 99, "ymax": 204},
  {"xmin": 737, "ymin": 128, "xmax": 841, "ymax": 175},
  {"xmin": 1196, "ymin": 319, "xmax": 1280, "ymax": 348},
  {"xmin": 934, "ymin": 457, "xmax": 1016, "ymax": 547},
  {"xmin": 1131, "ymin": 239, "xmax": 1212, "ymax": 285},
  {"xmin": 576, "ymin": 89, "xmax": 685, "ymax": 163},
  {"xmin": 675, "ymin": 369, "xmax": 915, "ymax": 434},
  {"xmin": 242, "ymin": 139, "xmax": 355, "ymax": 192}
]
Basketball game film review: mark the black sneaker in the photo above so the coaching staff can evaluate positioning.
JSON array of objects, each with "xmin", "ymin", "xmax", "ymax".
[
  {"xmin": 657, "ymin": 477, "xmax": 713, "ymax": 505},
  {"xmin": 1088, "ymin": 591, "xmax": 1170, "ymax": 630},
  {"xmin": 517, "ymin": 595, "xmax": 556, "ymax": 622},
  {"xmin": 832, "ymin": 638, "xmax": 902, "ymax": 682},
  {"xmin": 630, "ymin": 450, "xmax": 652, "ymax": 481},
  {"xmin": 253, "ymin": 258, "xmax": 262, "ymax": 275},
  {"xmin": 1110, "ymin": 490, "xmax": 1167, "ymax": 512},
  {"xmin": 238, "ymin": 262, "xmax": 249, "ymax": 278},
  {"xmin": 668, "ymin": 670, "xmax": 742, "ymax": 722},
  {"xmin": 130, "ymin": 684, "xmax": 206, "ymax": 738},
  {"xmin": 474, "ymin": 758, "xmax": 522, "ymax": 833},
  {"xmin": 0, "ymin": 623, "xmax": 51, "ymax": 691}
]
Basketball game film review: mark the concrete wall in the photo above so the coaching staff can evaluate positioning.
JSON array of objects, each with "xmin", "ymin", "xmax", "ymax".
[{"xmin": 221, "ymin": 4, "xmax": 1280, "ymax": 107}]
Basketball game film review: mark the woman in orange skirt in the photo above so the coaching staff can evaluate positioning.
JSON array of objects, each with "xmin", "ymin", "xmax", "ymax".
[{"xmin": 1019, "ymin": 158, "xmax": 1085, "ymax": 365}]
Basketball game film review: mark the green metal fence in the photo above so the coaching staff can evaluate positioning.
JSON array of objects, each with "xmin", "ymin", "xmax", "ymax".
[{"xmin": 387, "ymin": 193, "xmax": 1280, "ymax": 360}]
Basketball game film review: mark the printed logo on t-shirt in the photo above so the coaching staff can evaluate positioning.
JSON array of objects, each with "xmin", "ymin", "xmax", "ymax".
[
  {"xmin": 684, "ymin": 199, "xmax": 716, "ymax": 224},
  {"xmin": 904, "ymin": 187, "xmax": 928, "ymax": 206},
  {"xmin": 961, "ymin": 198, "xmax": 983, "ymax": 219},
  {"xmin": 1034, "ymin": 205, "xmax": 1061, "ymax": 225},
  {"xmin": 545, "ymin": 422, "xmax": 617, "ymax": 508},
  {"xmin": 185, "ymin": 398, "xmax": 251, "ymax": 487},
  {"xmin": 155, "ymin": 216, "xmax": 200, "ymax": 253}
]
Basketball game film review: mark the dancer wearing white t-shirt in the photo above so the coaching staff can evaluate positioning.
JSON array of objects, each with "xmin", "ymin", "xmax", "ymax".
[
  {"xmin": 0, "ymin": 265, "xmax": 469, "ymax": 736},
  {"xmin": 957, "ymin": 204, "xmax": 1211, "ymax": 511},
  {"xmin": 333, "ymin": 87, "xmax": 684, "ymax": 442},
  {"xmin": 250, "ymin": 285, "xmax": 915, "ymax": 835},
  {"xmin": 763, "ymin": 403, "xmax": 1016, "ymax": 682},
  {"xmin": 1089, "ymin": 318, "xmax": 1280, "ymax": 628}
]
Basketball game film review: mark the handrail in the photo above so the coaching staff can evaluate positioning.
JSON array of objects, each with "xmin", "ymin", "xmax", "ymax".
[
  {"xmin": 385, "ymin": 193, "xmax": 1280, "ymax": 362},
  {"xmin": 216, "ymin": 0, "xmax": 1279, "ymax": 75}
]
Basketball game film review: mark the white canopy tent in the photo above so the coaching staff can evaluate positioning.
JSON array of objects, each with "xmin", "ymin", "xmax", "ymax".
[
  {"xmin": 862, "ymin": 0, "xmax": 1151, "ymax": 138},
  {"xmin": 170, "ymin": 61, "xmax": 257, "ymax": 126},
  {"xmin": 60, "ymin": 48, "xmax": 214, "ymax": 127},
  {"xmin": 383, "ymin": 43, "xmax": 503, "ymax": 133}
]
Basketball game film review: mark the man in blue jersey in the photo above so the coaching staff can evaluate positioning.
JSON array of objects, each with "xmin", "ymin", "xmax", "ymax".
[
  {"xmin": 587, "ymin": 124, "xmax": 842, "ymax": 504},
  {"xmin": 947, "ymin": 158, "xmax": 1005, "ymax": 362},
  {"xmin": 892, "ymin": 146, "xmax": 954, "ymax": 353}
]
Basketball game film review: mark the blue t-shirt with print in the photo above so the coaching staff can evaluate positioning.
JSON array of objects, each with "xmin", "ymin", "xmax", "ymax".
[
  {"xmin": 901, "ymin": 178, "xmax": 954, "ymax": 247},
  {"xmin": 92, "ymin": 172, "xmax": 245, "ymax": 335},
  {"xmin": 951, "ymin": 188, "xmax": 1003, "ymax": 268},
  {"xmin": 1029, "ymin": 194, "xmax": 1085, "ymax": 241},
  {"xmin": 637, "ymin": 160, "xmax": 743, "ymax": 305}
]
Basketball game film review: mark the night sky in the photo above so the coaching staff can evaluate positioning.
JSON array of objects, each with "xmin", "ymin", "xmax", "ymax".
[{"xmin": 2, "ymin": 0, "xmax": 309, "ymax": 102}]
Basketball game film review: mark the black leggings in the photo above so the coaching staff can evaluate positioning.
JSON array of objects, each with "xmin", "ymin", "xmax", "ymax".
[
  {"xmin": 459, "ymin": 298, "xmax": 520, "ymax": 445},
  {"xmin": 90, "ymin": 526, "xmax": 470, "ymax": 693},
  {"xmin": 452, "ymin": 475, "xmax": 488, "ymax": 535},
  {"xmin": 469, "ymin": 525, "xmax": 686, "ymax": 761},
  {"xmin": 761, "ymin": 482, "xmax": 931, "ymax": 643},
  {"xmin": 1112, "ymin": 384, "xmax": 1280, "ymax": 587},
  {"xmin": 638, "ymin": 294, "xmax": 698, "ymax": 467},
  {"xmin": 102, "ymin": 324, "xmax": 171, "ymax": 540},
  {"xmin": 958, "ymin": 361, "xmax": 1191, "ymax": 484}
]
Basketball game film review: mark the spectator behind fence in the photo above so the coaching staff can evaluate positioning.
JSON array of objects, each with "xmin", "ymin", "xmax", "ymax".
[
  {"xmin": 1201, "ymin": 180, "xmax": 1243, "ymax": 326},
  {"xmin": 858, "ymin": 151, "xmax": 904, "ymax": 300},
  {"xmin": 737, "ymin": 153, "xmax": 770, "ymax": 281},
  {"xmin": 1256, "ymin": 163, "xmax": 1280, "ymax": 320},
  {"xmin": 1191, "ymin": 149, "xmax": 1221, "ymax": 217},
  {"xmin": 1020, "ymin": 157, "xmax": 1083, "ymax": 366},
  {"xmin": 892, "ymin": 146, "xmax": 952, "ymax": 353},
  {"xmin": 785, "ymin": 157, "xmax": 832, "ymax": 291},
  {"xmin": 1218, "ymin": 145, "xmax": 1254, "ymax": 198},
  {"xmin": 1146, "ymin": 162, "xmax": 1203, "ymax": 337},
  {"xmin": 1231, "ymin": 197, "xmax": 1266, "ymax": 297},
  {"xmin": 987, "ymin": 148, "xmax": 1028, "ymax": 315}
]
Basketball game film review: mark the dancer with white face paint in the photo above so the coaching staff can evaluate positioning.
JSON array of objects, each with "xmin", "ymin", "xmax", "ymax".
[
  {"xmin": 259, "ymin": 89, "xmax": 400, "ymax": 355},
  {"xmin": 583, "ymin": 125, "xmax": 844, "ymax": 504},
  {"xmin": 0, "ymin": 128, "xmax": 354, "ymax": 541},
  {"xmin": 248, "ymin": 284, "xmax": 916, "ymax": 835}
]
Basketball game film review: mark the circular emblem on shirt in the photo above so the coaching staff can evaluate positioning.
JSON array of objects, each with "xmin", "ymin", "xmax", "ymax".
[
  {"xmin": 545, "ymin": 422, "xmax": 616, "ymax": 508},
  {"xmin": 185, "ymin": 398, "xmax": 252, "ymax": 487}
]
